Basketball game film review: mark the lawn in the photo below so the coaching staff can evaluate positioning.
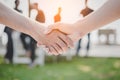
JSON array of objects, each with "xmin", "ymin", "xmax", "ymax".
[{"xmin": 0, "ymin": 56, "xmax": 120, "ymax": 80}]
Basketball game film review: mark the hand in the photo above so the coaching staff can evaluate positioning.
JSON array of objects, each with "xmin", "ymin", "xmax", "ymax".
[
  {"xmin": 45, "ymin": 22, "xmax": 76, "ymax": 35},
  {"xmin": 38, "ymin": 30, "xmax": 74, "ymax": 55},
  {"xmin": 0, "ymin": 2, "xmax": 74, "ymax": 55},
  {"xmin": 29, "ymin": 22, "xmax": 74, "ymax": 55},
  {"xmin": 45, "ymin": 22, "xmax": 84, "ymax": 42}
]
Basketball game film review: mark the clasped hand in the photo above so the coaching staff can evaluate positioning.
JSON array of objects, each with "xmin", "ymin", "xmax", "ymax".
[{"xmin": 36, "ymin": 22, "xmax": 84, "ymax": 55}]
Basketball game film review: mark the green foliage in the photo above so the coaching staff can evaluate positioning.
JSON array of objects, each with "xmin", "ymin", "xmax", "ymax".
[{"xmin": 0, "ymin": 57, "xmax": 120, "ymax": 80}]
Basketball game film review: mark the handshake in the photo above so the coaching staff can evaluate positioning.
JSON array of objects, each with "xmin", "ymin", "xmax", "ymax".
[
  {"xmin": 1, "ymin": 0, "xmax": 118, "ymax": 55},
  {"xmin": 0, "ymin": 1, "xmax": 86, "ymax": 55},
  {"xmin": 32, "ymin": 22, "xmax": 85, "ymax": 55}
]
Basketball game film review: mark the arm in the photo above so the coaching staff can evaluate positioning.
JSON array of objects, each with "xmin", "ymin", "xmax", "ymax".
[
  {"xmin": 0, "ymin": 2, "xmax": 44, "ymax": 45},
  {"xmin": 74, "ymin": 0, "xmax": 120, "ymax": 35},
  {"xmin": 0, "ymin": 2, "xmax": 32, "ymax": 35},
  {"xmin": 0, "ymin": 2, "xmax": 73, "ymax": 55},
  {"xmin": 46, "ymin": 0, "xmax": 120, "ymax": 42}
]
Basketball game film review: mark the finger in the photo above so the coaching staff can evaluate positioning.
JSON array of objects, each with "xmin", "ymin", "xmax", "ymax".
[
  {"xmin": 41, "ymin": 45, "xmax": 46, "ymax": 48},
  {"xmin": 40, "ymin": 45, "xmax": 48, "ymax": 52},
  {"xmin": 43, "ymin": 45, "xmax": 49, "ymax": 53},
  {"xmin": 45, "ymin": 47, "xmax": 49, "ymax": 53},
  {"xmin": 56, "ymin": 38, "xmax": 68, "ymax": 52},
  {"xmin": 53, "ymin": 43, "xmax": 63, "ymax": 54},
  {"xmin": 48, "ymin": 46, "xmax": 54, "ymax": 54},
  {"xmin": 37, "ymin": 43, "xmax": 40, "ymax": 47},
  {"xmin": 51, "ymin": 44, "xmax": 61, "ymax": 55},
  {"xmin": 49, "ymin": 46, "xmax": 58, "ymax": 55},
  {"xmin": 58, "ymin": 33, "xmax": 74, "ymax": 48},
  {"xmin": 37, "ymin": 44, "xmax": 46, "ymax": 48},
  {"xmin": 37, "ymin": 41, "xmax": 43, "ymax": 47}
]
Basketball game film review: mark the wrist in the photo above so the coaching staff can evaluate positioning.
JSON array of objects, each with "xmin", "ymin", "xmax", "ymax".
[
  {"xmin": 73, "ymin": 21, "xmax": 88, "ymax": 38},
  {"xmin": 28, "ymin": 20, "xmax": 46, "ymax": 43}
]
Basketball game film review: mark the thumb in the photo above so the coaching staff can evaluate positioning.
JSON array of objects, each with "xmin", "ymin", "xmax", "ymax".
[
  {"xmin": 44, "ymin": 28, "xmax": 53, "ymax": 34},
  {"xmin": 44, "ymin": 23, "xmax": 60, "ymax": 34},
  {"xmin": 44, "ymin": 25, "xmax": 56, "ymax": 34}
]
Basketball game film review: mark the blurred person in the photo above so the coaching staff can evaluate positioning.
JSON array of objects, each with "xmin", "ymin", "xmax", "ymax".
[
  {"xmin": 4, "ymin": 0, "xmax": 23, "ymax": 63},
  {"xmin": 4, "ymin": 26, "xmax": 13, "ymax": 63},
  {"xmin": 46, "ymin": 0, "xmax": 120, "ymax": 55},
  {"xmin": 54, "ymin": 7, "xmax": 62, "ymax": 23},
  {"xmin": 30, "ymin": 2, "xmax": 45, "ymax": 66},
  {"xmin": 30, "ymin": 3, "xmax": 45, "ymax": 23},
  {"xmin": 76, "ymin": 0, "xmax": 94, "ymax": 57},
  {"xmin": 20, "ymin": 2, "xmax": 46, "ymax": 66}
]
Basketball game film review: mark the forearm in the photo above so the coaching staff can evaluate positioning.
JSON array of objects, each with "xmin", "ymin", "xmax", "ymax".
[
  {"xmin": 0, "ymin": 2, "xmax": 30, "ymax": 34},
  {"xmin": 74, "ymin": 0, "xmax": 120, "ymax": 35},
  {"xmin": 0, "ymin": 2, "xmax": 45, "ymax": 41}
]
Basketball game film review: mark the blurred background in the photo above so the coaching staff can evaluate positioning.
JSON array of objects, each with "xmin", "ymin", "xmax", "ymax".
[{"xmin": 0, "ymin": 0, "xmax": 120, "ymax": 80}]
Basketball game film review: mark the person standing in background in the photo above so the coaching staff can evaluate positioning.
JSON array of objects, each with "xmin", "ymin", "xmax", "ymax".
[
  {"xmin": 32, "ymin": 3, "xmax": 45, "ymax": 23},
  {"xmin": 76, "ymin": 0, "xmax": 94, "ymax": 57},
  {"xmin": 4, "ymin": 0, "xmax": 23, "ymax": 63},
  {"xmin": 20, "ymin": 2, "xmax": 46, "ymax": 67},
  {"xmin": 30, "ymin": 3, "xmax": 45, "ymax": 67},
  {"xmin": 54, "ymin": 7, "xmax": 62, "ymax": 23}
]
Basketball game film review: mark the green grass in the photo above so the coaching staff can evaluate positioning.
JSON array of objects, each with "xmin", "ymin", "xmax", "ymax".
[{"xmin": 0, "ymin": 56, "xmax": 120, "ymax": 80}]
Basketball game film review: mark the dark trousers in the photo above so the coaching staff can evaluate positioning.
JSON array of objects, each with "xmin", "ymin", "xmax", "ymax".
[
  {"xmin": 20, "ymin": 33, "xmax": 36, "ymax": 62},
  {"xmin": 4, "ymin": 27, "xmax": 13, "ymax": 62},
  {"xmin": 76, "ymin": 33, "xmax": 90, "ymax": 56}
]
